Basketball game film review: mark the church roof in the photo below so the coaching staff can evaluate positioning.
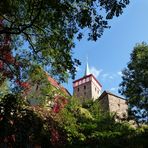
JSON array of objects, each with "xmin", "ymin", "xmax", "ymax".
[
  {"xmin": 73, "ymin": 61, "xmax": 102, "ymax": 87},
  {"xmin": 73, "ymin": 74, "xmax": 102, "ymax": 87},
  {"xmin": 84, "ymin": 62, "xmax": 90, "ymax": 76}
]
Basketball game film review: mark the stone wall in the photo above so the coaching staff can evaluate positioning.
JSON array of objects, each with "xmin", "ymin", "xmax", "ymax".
[
  {"xmin": 91, "ymin": 77, "xmax": 101, "ymax": 100},
  {"xmin": 73, "ymin": 81, "xmax": 92, "ymax": 100},
  {"xmin": 99, "ymin": 94, "xmax": 109, "ymax": 111},
  {"xmin": 99, "ymin": 91, "xmax": 128, "ymax": 119},
  {"xmin": 73, "ymin": 75, "xmax": 101, "ymax": 101},
  {"xmin": 108, "ymin": 94, "xmax": 128, "ymax": 119}
]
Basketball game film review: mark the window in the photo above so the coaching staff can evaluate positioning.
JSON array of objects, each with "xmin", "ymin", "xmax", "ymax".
[{"xmin": 84, "ymin": 85, "xmax": 86, "ymax": 89}]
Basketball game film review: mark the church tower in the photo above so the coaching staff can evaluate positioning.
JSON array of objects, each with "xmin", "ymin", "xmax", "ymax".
[{"xmin": 73, "ymin": 63, "xmax": 102, "ymax": 101}]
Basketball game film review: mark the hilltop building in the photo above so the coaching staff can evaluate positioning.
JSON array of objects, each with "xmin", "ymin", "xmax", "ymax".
[
  {"xmin": 26, "ymin": 73, "xmax": 70, "ymax": 106},
  {"xmin": 73, "ymin": 63, "xmax": 128, "ymax": 119},
  {"xmin": 99, "ymin": 91, "xmax": 128, "ymax": 119},
  {"xmin": 27, "ymin": 62, "xmax": 128, "ymax": 119},
  {"xmin": 73, "ymin": 62, "xmax": 102, "ymax": 101},
  {"xmin": 47, "ymin": 75, "xmax": 71, "ymax": 96}
]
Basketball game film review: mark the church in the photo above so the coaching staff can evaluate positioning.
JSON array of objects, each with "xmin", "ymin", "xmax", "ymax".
[
  {"xmin": 73, "ymin": 63, "xmax": 128, "ymax": 119},
  {"xmin": 28, "ymin": 62, "xmax": 128, "ymax": 119}
]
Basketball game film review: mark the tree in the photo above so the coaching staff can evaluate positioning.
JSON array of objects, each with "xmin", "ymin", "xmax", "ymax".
[
  {"xmin": 0, "ymin": 75, "xmax": 9, "ymax": 98},
  {"xmin": 0, "ymin": 0, "xmax": 130, "ymax": 82},
  {"xmin": 0, "ymin": 94, "xmax": 44, "ymax": 147},
  {"xmin": 57, "ymin": 96, "xmax": 141, "ymax": 148},
  {"xmin": 1, "ymin": 94, "xmax": 148, "ymax": 147},
  {"xmin": 119, "ymin": 42, "xmax": 148, "ymax": 123}
]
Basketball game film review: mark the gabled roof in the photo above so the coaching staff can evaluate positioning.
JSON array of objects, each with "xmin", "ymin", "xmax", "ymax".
[
  {"xmin": 99, "ymin": 91, "xmax": 126, "ymax": 101},
  {"xmin": 47, "ymin": 76, "xmax": 71, "ymax": 96}
]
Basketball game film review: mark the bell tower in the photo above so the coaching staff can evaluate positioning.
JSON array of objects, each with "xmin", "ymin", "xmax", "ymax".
[{"xmin": 73, "ymin": 63, "xmax": 102, "ymax": 101}]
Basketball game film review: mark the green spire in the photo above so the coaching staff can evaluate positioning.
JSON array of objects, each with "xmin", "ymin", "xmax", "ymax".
[{"xmin": 84, "ymin": 61, "xmax": 90, "ymax": 76}]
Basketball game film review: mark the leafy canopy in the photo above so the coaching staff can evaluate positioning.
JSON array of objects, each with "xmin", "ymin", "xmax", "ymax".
[
  {"xmin": 0, "ymin": 93, "xmax": 148, "ymax": 147},
  {"xmin": 0, "ymin": 0, "xmax": 130, "ymax": 82},
  {"xmin": 119, "ymin": 42, "xmax": 148, "ymax": 122}
]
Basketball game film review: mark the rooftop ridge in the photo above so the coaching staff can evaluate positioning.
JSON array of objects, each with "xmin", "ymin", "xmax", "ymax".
[{"xmin": 73, "ymin": 74, "xmax": 102, "ymax": 87}]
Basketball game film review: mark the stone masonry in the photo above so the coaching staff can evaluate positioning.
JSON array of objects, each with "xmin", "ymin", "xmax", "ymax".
[
  {"xmin": 73, "ymin": 74, "xmax": 102, "ymax": 101},
  {"xmin": 99, "ymin": 91, "xmax": 128, "ymax": 119},
  {"xmin": 73, "ymin": 63, "xmax": 128, "ymax": 119}
]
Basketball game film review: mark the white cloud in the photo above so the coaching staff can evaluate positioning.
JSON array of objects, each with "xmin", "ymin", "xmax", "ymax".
[
  {"xmin": 110, "ymin": 87, "xmax": 117, "ymax": 91},
  {"xmin": 89, "ymin": 67, "xmax": 102, "ymax": 78},
  {"xmin": 102, "ymin": 73, "xmax": 109, "ymax": 79},
  {"xmin": 117, "ymin": 71, "xmax": 123, "ymax": 76},
  {"xmin": 110, "ymin": 87, "xmax": 119, "ymax": 93},
  {"xmin": 101, "ymin": 71, "xmax": 122, "ymax": 81},
  {"xmin": 102, "ymin": 73, "xmax": 115, "ymax": 80},
  {"xmin": 109, "ymin": 76, "xmax": 114, "ymax": 79}
]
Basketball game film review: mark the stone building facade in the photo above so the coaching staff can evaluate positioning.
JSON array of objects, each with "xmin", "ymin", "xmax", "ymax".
[
  {"xmin": 99, "ymin": 91, "xmax": 128, "ymax": 119},
  {"xmin": 73, "ymin": 62, "xmax": 102, "ymax": 101},
  {"xmin": 73, "ymin": 63, "xmax": 128, "ymax": 119},
  {"xmin": 73, "ymin": 74, "xmax": 102, "ymax": 101}
]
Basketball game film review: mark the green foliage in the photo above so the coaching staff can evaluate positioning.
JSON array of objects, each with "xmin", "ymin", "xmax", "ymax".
[
  {"xmin": 0, "ymin": 0, "xmax": 130, "ymax": 82},
  {"xmin": 119, "ymin": 42, "xmax": 148, "ymax": 122},
  {"xmin": 0, "ymin": 75, "xmax": 9, "ymax": 98},
  {"xmin": 56, "ymin": 108, "xmax": 82, "ymax": 144},
  {"xmin": 82, "ymin": 99, "xmax": 102, "ymax": 119},
  {"xmin": 0, "ymin": 94, "xmax": 53, "ymax": 147},
  {"xmin": 54, "ymin": 97, "xmax": 147, "ymax": 147},
  {"xmin": 0, "ymin": 94, "xmax": 148, "ymax": 147},
  {"xmin": 26, "ymin": 65, "xmax": 54, "ymax": 105},
  {"xmin": 25, "ymin": 64, "xmax": 68, "ymax": 106}
]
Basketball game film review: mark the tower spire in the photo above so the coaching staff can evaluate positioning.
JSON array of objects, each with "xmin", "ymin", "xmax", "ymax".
[{"xmin": 84, "ymin": 57, "xmax": 90, "ymax": 76}]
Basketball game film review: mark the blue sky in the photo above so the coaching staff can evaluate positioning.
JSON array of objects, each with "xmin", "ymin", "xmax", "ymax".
[{"xmin": 63, "ymin": 1, "xmax": 148, "ymax": 96}]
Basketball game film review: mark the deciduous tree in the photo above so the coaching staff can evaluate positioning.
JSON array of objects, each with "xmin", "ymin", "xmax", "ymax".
[
  {"xmin": 119, "ymin": 43, "xmax": 148, "ymax": 123},
  {"xmin": 0, "ymin": 0, "xmax": 130, "ymax": 82}
]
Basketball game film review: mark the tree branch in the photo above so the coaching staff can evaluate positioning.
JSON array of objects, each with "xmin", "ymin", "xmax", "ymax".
[{"xmin": 0, "ymin": 0, "xmax": 43, "ymax": 35}]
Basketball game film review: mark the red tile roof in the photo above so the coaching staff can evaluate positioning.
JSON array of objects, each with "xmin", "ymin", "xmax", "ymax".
[{"xmin": 47, "ymin": 76, "xmax": 71, "ymax": 96}]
